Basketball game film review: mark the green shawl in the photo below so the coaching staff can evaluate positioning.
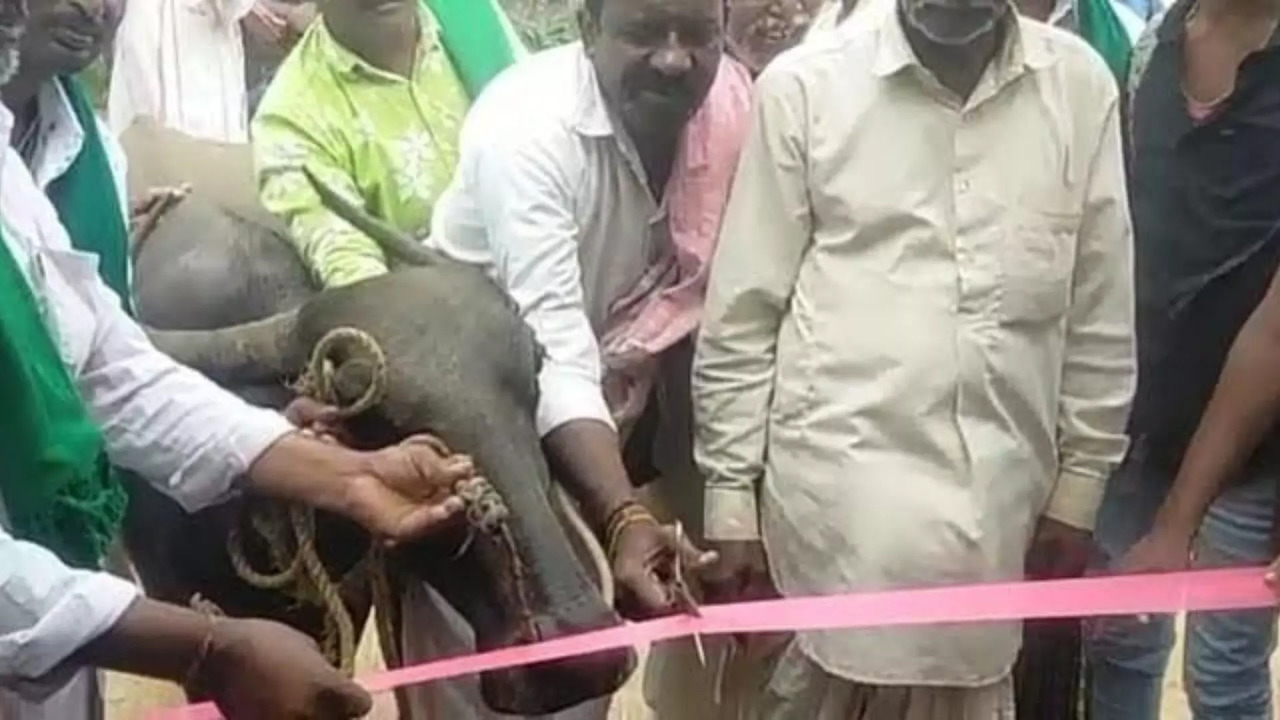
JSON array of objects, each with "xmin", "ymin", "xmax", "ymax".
[
  {"xmin": 424, "ymin": 0, "xmax": 526, "ymax": 99},
  {"xmin": 0, "ymin": 76, "xmax": 130, "ymax": 568},
  {"xmin": 1076, "ymin": 0, "xmax": 1133, "ymax": 85},
  {"xmin": 47, "ymin": 75, "xmax": 132, "ymax": 309}
]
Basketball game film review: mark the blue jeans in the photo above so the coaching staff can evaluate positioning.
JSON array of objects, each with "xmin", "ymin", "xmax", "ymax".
[{"xmin": 1085, "ymin": 441, "xmax": 1278, "ymax": 720}]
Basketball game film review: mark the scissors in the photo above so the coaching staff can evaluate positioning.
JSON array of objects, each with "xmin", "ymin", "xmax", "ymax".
[{"xmin": 670, "ymin": 521, "xmax": 707, "ymax": 667}]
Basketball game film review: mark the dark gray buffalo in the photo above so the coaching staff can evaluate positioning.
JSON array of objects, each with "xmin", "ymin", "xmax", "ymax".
[{"xmin": 121, "ymin": 121, "xmax": 631, "ymax": 715}]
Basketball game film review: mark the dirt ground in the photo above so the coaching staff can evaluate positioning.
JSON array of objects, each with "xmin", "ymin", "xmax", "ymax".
[{"xmin": 105, "ymin": 615, "xmax": 1274, "ymax": 720}]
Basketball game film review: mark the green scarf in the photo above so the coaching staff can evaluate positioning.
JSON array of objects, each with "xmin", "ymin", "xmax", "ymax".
[
  {"xmin": 0, "ymin": 75, "xmax": 131, "ymax": 568},
  {"xmin": 1076, "ymin": 0, "xmax": 1133, "ymax": 85},
  {"xmin": 0, "ymin": 232, "xmax": 125, "ymax": 569},
  {"xmin": 424, "ymin": 0, "xmax": 525, "ymax": 99},
  {"xmin": 46, "ymin": 75, "xmax": 132, "ymax": 311}
]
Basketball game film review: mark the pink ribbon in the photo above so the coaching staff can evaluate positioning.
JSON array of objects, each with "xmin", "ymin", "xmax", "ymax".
[{"xmin": 151, "ymin": 567, "xmax": 1277, "ymax": 719}]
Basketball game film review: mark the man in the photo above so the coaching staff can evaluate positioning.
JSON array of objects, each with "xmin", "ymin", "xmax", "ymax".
[
  {"xmin": 1, "ymin": 0, "xmax": 187, "ymax": 310},
  {"xmin": 694, "ymin": 0, "xmax": 1135, "ymax": 714},
  {"xmin": 726, "ymin": 0, "xmax": 826, "ymax": 73},
  {"xmin": 807, "ymin": 0, "xmax": 1141, "ymax": 80},
  {"xmin": 0, "ymin": 5, "xmax": 474, "ymax": 720},
  {"xmin": 250, "ymin": 0, "xmax": 478, "ymax": 288},
  {"xmin": 425, "ymin": 0, "xmax": 751, "ymax": 717},
  {"xmin": 1083, "ymin": 0, "xmax": 1280, "ymax": 717},
  {"xmin": 256, "ymin": 0, "xmax": 735, "ymax": 716},
  {"xmin": 250, "ymin": 0, "xmax": 525, "ymax": 289},
  {"xmin": 107, "ymin": 0, "xmax": 272, "ymax": 142}
]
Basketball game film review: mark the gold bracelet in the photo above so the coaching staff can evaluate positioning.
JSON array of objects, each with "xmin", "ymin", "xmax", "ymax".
[{"xmin": 604, "ymin": 501, "xmax": 659, "ymax": 563}]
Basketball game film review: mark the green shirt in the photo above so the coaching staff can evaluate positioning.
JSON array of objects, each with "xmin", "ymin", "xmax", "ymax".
[{"xmin": 252, "ymin": 10, "xmax": 469, "ymax": 288}]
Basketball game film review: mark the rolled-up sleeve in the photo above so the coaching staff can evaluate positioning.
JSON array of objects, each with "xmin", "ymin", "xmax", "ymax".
[
  {"xmin": 0, "ymin": 522, "xmax": 138, "ymax": 688},
  {"xmin": 1049, "ymin": 97, "xmax": 1136, "ymax": 531},
  {"xmin": 73, "ymin": 261, "xmax": 294, "ymax": 512},
  {"xmin": 452, "ymin": 128, "xmax": 613, "ymax": 437},
  {"xmin": 694, "ymin": 66, "xmax": 812, "ymax": 542},
  {"xmin": 254, "ymin": 111, "xmax": 389, "ymax": 288}
]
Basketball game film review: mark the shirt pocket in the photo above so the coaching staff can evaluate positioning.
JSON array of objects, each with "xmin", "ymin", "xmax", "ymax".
[
  {"xmin": 40, "ymin": 247, "xmax": 102, "ymax": 374},
  {"xmin": 998, "ymin": 206, "xmax": 1080, "ymax": 325}
]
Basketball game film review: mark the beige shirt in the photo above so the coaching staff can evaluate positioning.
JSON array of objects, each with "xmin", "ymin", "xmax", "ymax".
[{"xmin": 693, "ymin": 12, "xmax": 1135, "ymax": 686}]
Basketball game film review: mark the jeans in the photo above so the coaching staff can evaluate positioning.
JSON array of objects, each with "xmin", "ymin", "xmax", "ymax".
[{"xmin": 1084, "ymin": 441, "xmax": 1278, "ymax": 720}]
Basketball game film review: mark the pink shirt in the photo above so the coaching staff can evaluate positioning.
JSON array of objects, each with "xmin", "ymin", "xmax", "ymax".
[{"xmin": 600, "ymin": 57, "xmax": 754, "ymax": 428}]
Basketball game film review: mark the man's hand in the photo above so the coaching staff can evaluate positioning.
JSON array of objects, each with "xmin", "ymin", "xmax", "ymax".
[
  {"xmin": 610, "ymin": 515, "xmax": 718, "ymax": 619},
  {"xmin": 199, "ymin": 617, "xmax": 371, "ymax": 719},
  {"xmin": 700, "ymin": 539, "xmax": 776, "ymax": 604},
  {"xmin": 341, "ymin": 435, "xmax": 471, "ymax": 544},
  {"xmin": 1265, "ymin": 557, "xmax": 1280, "ymax": 596},
  {"xmin": 129, "ymin": 184, "xmax": 189, "ymax": 247},
  {"xmin": 1025, "ymin": 517, "xmax": 1095, "ymax": 580},
  {"xmin": 1118, "ymin": 524, "xmax": 1195, "ymax": 575}
]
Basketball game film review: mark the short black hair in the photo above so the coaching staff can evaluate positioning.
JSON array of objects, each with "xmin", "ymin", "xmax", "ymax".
[{"xmin": 584, "ymin": 0, "xmax": 602, "ymax": 19}]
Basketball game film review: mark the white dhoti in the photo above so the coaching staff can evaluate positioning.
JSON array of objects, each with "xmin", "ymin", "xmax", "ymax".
[{"xmin": 756, "ymin": 643, "xmax": 1015, "ymax": 720}]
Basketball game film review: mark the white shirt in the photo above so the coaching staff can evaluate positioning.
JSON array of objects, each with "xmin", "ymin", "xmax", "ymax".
[
  {"xmin": 695, "ymin": 14, "xmax": 1134, "ymax": 685},
  {"xmin": 429, "ymin": 44, "xmax": 670, "ymax": 438},
  {"xmin": 0, "ymin": 104, "xmax": 291, "ymax": 691},
  {"xmin": 20, "ymin": 80, "xmax": 129, "ymax": 216},
  {"xmin": 107, "ymin": 0, "xmax": 255, "ymax": 143}
]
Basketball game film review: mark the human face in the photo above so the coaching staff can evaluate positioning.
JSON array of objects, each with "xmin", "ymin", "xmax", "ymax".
[
  {"xmin": 0, "ymin": 0, "xmax": 26, "ymax": 85},
  {"xmin": 581, "ymin": 0, "xmax": 723, "ymax": 141},
  {"xmin": 901, "ymin": 0, "xmax": 1009, "ymax": 46},
  {"xmin": 727, "ymin": 0, "xmax": 823, "ymax": 74},
  {"xmin": 19, "ymin": 0, "xmax": 121, "ymax": 77}
]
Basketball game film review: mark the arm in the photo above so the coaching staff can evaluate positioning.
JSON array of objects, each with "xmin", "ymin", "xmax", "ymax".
[
  {"xmin": 694, "ymin": 65, "xmax": 812, "ymax": 542},
  {"xmin": 1048, "ymin": 97, "xmax": 1137, "ymax": 531},
  {"xmin": 253, "ymin": 110, "xmax": 388, "ymax": 288},
  {"xmin": 1, "ymin": 527, "xmax": 370, "ymax": 714},
  {"xmin": 458, "ymin": 124, "xmax": 631, "ymax": 530},
  {"xmin": 1147, "ymin": 267, "xmax": 1280, "ymax": 538},
  {"xmin": 0, "ymin": 525, "xmax": 140, "ymax": 685}
]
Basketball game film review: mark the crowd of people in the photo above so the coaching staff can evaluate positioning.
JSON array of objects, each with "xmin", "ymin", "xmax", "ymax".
[{"xmin": 1, "ymin": 0, "xmax": 1279, "ymax": 717}]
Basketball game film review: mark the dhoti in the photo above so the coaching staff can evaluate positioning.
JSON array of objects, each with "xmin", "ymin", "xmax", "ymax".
[{"xmin": 755, "ymin": 643, "xmax": 1015, "ymax": 720}]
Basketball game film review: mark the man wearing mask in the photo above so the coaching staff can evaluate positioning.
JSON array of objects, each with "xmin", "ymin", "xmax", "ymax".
[
  {"xmin": 0, "ymin": 2, "xmax": 475, "ymax": 718},
  {"xmin": 426, "ymin": 0, "xmax": 751, "ymax": 716},
  {"xmin": 694, "ymin": 0, "xmax": 1135, "ymax": 714}
]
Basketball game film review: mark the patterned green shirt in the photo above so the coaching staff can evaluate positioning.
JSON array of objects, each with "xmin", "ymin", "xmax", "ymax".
[{"xmin": 252, "ymin": 10, "xmax": 468, "ymax": 288}]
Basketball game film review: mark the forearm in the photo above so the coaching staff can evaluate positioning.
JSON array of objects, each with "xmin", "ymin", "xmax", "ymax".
[
  {"xmin": 1154, "ymin": 314, "xmax": 1280, "ymax": 535},
  {"xmin": 244, "ymin": 431, "xmax": 370, "ymax": 515},
  {"xmin": 0, "ymin": 532, "xmax": 140, "ymax": 682},
  {"xmin": 542, "ymin": 419, "xmax": 636, "ymax": 533},
  {"xmin": 71, "ymin": 598, "xmax": 211, "ymax": 685}
]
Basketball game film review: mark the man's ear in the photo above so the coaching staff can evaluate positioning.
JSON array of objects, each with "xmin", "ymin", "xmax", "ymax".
[{"xmin": 577, "ymin": 6, "xmax": 599, "ymax": 53}]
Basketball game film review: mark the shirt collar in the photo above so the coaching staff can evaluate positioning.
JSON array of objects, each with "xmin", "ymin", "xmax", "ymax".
[
  {"xmin": 569, "ymin": 44, "xmax": 615, "ymax": 138},
  {"xmin": 871, "ymin": 5, "xmax": 1054, "ymax": 82},
  {"xmin": 24, "ymin": 79, "xmax": 86, "ymax": 192},
  {"xmin": 318, "ymin": 7, "xmax": 443, "ymax": 80}
]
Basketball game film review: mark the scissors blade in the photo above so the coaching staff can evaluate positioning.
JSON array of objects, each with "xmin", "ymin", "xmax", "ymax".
[{"xmin": 671, "ymin": 521, "xmax": 707, "ymax": 667}]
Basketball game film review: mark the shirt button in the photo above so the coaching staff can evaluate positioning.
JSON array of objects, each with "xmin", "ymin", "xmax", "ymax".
[{"xmin": 958, "ymin": 178, "xmax": 971, "ymax": 193}]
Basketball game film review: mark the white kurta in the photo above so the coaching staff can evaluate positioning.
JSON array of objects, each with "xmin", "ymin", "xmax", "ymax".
[{"xmin": 107, "ymin": 0, "xmax": 256, "ymax": 143}]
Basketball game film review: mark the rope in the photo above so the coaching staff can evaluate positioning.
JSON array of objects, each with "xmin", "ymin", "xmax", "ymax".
[
  {"xmin": 225, "ymin": 327, "xmax": 387, "ymax": 675},
  {"xmin": 222, "ymin": 326, "xmax": 523, "ymax": 676}
]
